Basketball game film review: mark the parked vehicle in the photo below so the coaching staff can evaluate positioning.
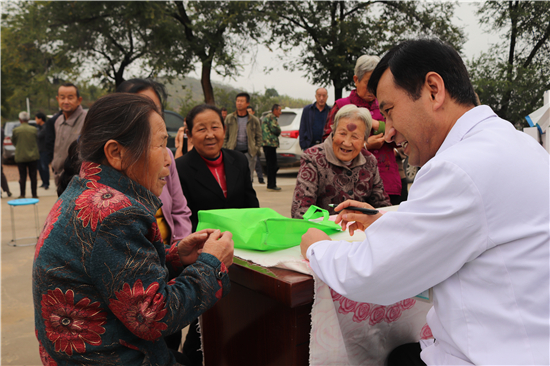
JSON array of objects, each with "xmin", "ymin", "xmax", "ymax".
[
  {"xmin": 2, "ymin": 120, "xmax": 38, "ymax": 164},
  {"xmin": 3, "ymin": 110, "xmax": 183, "ymax": 164},
  {"xmin": 164, "ymin": 110, "xmax": 185, "ymax": 155},
  {"xmin": 260, "ymin": 107, "xmax": 304, "ymax": 167}
]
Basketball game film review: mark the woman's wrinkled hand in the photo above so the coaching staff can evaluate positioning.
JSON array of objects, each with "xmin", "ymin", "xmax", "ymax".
[
  {"xmin": 202, "ymin": 229, "xmax": 234, "ymax": 269},
  {"xmin": 177, "ymin": 229, "xmax": 215, "ymax": 265},
  {"xmin": 367, "ymin": 133, "xmax": 386, "ymax": 150},
  {"xmin": 334, "ymin": 200, "xmax": 383, "ymax": 236}
]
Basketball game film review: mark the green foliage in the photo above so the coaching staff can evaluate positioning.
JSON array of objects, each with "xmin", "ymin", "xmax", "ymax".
[
  {"xmin": 262, "ymin": 1, "xmax": 465, "ymax": 99},
  {"xmin": 4, "ymin": 1, "xmax": 193, "ymax": 90},
  {"xmin": 469, "ymin": 1, "xmax": 550, "ymax": 127},
  {"xmin": 469, "ymin": 51, "xmax": 549, "ymax": 128},
  {"xmin": 178, "ymin": 86, "xmax": 310, "ymax": 120},
  {"xmin": 213, "ymin": 87, "xmax": 241, "ymax": 113},
  {"xmin": 165, "ymin": 1, "xmax": 264, "ymax": 104},
  {"xmin": 249, "ymin": 89, "xmax": 310, "ymax": 116},
  {"xmin": 178, "ymin": 88, "xmax": 201, "ymax": 120},
  {"xmin": 1, "ymin": 2, "xmax": 75, "ymax": 119}
]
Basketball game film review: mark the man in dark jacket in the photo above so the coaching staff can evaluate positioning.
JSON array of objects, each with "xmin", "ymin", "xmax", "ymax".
[
  {"xmin": 35, "ymin": 112, "xmax": 55, "ymax": 189},
  {"xmin": 299, "ymin": 87, "xmax": 332, "ymax": 150}
]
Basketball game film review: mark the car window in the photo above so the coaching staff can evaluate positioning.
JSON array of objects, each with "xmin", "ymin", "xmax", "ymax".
[
  {"xmin": 5, "ymin": 122, "xmax": 20, "ymax": 135},
  {"xmin": 164, "ymin": 112, "xmax": 184, "ymax": 132},
  {"xmin": 278, "ymin": 112, "xmax": 297, "ymax": 127}
]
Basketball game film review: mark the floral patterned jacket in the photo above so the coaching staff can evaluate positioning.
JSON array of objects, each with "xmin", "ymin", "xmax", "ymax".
[
  {"xmin": 291, "ymin": 136, "xmax": 391, "ymax": 218},
  {"xmin": 33, "ymin": 162, "xmax": 230, "ymax": 366}
]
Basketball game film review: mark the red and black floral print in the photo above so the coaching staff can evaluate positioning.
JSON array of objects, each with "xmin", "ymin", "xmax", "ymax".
[
  {"xmin": 35, "ymin": 199, "xmax": 62, "ymax": 260},
  {"xmin": 34, "ymin": 162, "xmax": 230, "ymax": 365},
  {"xmin": 41, "ymin": 288, "xmax": 106, "ymax": 356},
  {"xmin": 74, "ymin": 181, "xmax": 131, "ymax": 231},
  {"xmin": 109, "ymin": 280, "xmax": 168, "ymax": 341},
  {"xmin": 79, "ymin": 161, "xmax": 102, "ymax": 182}
]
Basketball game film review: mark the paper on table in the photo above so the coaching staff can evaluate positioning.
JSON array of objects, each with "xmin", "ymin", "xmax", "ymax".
[{"xmin": 233, "ymin": 225, "xmax": 367, "ymax": 274}]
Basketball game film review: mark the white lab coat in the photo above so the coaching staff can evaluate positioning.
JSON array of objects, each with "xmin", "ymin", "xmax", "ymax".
[{"xmin": 307, "ymin": 106, "xmax": 550, "ymax": 365}]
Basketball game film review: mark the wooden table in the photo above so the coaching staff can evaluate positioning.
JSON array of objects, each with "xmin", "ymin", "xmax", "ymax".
[{"xmin": 201, "ymin": 259, "xmax": 314, "ymax": 366}]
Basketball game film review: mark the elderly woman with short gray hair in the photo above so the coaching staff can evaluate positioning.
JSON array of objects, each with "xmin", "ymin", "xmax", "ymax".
[
  {"xmin": 322, "ymin": 55, "xmax": 403, "ymax": 205},
  {"xmin": 291, "ymin": 104, "xmax": 390, "ymax": 218}
]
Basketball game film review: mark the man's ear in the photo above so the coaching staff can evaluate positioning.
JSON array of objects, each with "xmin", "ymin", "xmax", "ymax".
[
  {"xmin": 104, "ymin": 139, "xmax": 125, "ymax": 170},
  {"xmin": 425, "ymin": 72, "xmax": 445, "ymax": 110}
]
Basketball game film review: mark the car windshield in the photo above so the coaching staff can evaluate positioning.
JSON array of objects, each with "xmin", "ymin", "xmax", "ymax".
[{"xmin": 278, "ymin": 112, "xmax": 297, "ymax": 127}]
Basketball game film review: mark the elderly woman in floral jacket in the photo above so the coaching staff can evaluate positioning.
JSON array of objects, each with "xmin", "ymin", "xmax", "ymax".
[
  {"xmin": 33, "ymin": 93, "xmax": 234, "ymax": 366},
  {"xmin": 291, "ymin": 104, "xmax": 390, "ymax": 218}
]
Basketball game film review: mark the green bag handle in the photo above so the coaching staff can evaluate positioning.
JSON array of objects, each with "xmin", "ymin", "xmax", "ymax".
[{"xmin": 303, "ymin": 205, "xmax": 329, "ymax": 222}]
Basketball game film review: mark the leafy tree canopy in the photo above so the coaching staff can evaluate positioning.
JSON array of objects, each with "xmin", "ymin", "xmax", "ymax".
[
  {"xmin": 468, "ymin": 1, "xmax": 550, "ymax": 127},
  {"xmin": 1, "ymin": 2, "xmax": 74, "ymax": 119},
  {"xmin": 165, "ymin": 1, "xmax": 263, "ymax": 105},
  {"xmin": 262, "ymin": 1, "xmax": 465, "ymax": 99}
]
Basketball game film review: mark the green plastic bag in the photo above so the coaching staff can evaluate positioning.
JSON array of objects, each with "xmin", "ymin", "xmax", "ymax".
[{"xmin": 196, "ymin": 205, "xmax": 342, "ymax": 251}]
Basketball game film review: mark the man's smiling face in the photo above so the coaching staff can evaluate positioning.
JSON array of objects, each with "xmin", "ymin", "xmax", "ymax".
[{"xmin": 377, "ymin": 69, "xmax": 440, "ymax": 168}]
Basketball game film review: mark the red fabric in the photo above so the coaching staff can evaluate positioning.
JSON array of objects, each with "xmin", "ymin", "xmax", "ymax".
[
  {"xmin": 322, "ymin": 90, "xmax": 402, "ymax": 195},
  {"xmin": 201, "ymin": 152, "xmax": 227, "ymax": 198}
]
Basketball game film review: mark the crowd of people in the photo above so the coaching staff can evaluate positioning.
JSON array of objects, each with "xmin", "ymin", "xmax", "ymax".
[{"xmin": 22, "ymin": 37, "xmax": 550, "ymax": 366}]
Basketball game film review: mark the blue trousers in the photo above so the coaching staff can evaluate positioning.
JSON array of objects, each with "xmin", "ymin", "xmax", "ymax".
[{"xmin": 37, "ymin": 152, "xmax": 51, "ymax": 188}]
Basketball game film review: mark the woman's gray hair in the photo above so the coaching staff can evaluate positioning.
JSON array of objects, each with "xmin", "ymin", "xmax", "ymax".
[
  {"xmin": 333, "ymin": 104, "xmax": 372, "ymax": 141},
  {"xmin": 355, "ymin": 55, "xmax": 380, "ymax": 82}
]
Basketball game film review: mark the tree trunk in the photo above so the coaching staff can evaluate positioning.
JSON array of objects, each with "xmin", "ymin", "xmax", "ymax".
[
  {"xmin": 333, "ymin": 84, "xmax": 343, "ymax": 101},
  {"xmin": 115, "ymin": 68, "xmax": 125, "ymax": 89},
  {"xmin": 499, "ymin": 0, "xmax": 519, "ymax": 121},
  {"xmin": 201, "ymin": 60, "xmax": 215, "ymax": 105}
]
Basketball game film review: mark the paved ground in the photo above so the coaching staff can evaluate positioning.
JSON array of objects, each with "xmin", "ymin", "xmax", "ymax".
[{"xmin": 0, "ymin": 165, "xmax": 298, "ymax": 365}]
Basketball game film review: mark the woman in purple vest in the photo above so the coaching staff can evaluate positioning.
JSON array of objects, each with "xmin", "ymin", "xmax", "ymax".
[{"xmin": 323, "ymin": 55, "xmax": 402, "ymax": 205}]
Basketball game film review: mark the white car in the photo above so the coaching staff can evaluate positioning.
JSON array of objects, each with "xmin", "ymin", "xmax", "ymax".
[{"xmin": 260, "ymin": 107, "xmax": 304, "ymax": 167}]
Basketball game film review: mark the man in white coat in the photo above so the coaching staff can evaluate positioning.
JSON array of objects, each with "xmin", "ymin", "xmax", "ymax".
[{"xmin": 300, "ymin": 39, "xmax": 549, "ymax": 366}]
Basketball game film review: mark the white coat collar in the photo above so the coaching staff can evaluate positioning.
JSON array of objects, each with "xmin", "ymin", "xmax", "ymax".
[{"xmin": 437, "ymin": 105, "xmax": 497, "ymax": 156}]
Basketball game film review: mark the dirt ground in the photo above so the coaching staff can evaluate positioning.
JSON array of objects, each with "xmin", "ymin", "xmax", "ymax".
[{"xmin": 1, "ymin": 163, "xmax": 25, "ymax": 182}]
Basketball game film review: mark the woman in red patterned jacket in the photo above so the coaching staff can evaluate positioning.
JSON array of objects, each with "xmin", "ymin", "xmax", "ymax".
[{"xmin": 33, "ymin": 93, "xmax": 234, "ymax": 365}]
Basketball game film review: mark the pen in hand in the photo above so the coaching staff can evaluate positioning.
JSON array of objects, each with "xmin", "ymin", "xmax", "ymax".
[{"xmin": 328, "ymin": 203, "xmax": 379, "ymax": 215}]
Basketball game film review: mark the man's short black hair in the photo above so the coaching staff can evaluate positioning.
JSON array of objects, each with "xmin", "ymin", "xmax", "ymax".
[
  {"xmin": 236, "ymin": 92, "xmax": 250, "ymax": 103},
  {"xmin": 271, "ymin": 104, "xmax": 280, "ymax": 112},
  {"xmin": 247, "ymin": 106, "xmax": 255, "ymax": 112},
  {"xmin": 368, "ymin": 38, "xmax": 478, "ymax": 107},
  {"xmin": 220, "ymin": 107, "xmax": 227, "ymax": 112},
  {"xmin": 59, "ymin": 82, "xmax": 80, "ymax": 98},
  {"xmin": 35, "ymin": 112, "xmax": 47, "ymax": 121}
]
